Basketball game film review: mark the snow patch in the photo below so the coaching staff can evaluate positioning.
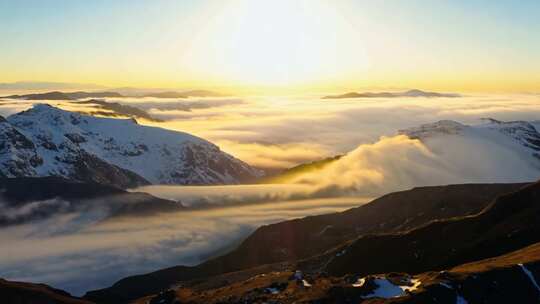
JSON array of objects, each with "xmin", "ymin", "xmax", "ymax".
[
  {"xmin": 360, "ymin": 276, "xmax": 421, "ymax": 298},
  {"xmin": 519, "ymin": 263, "xmax": 540, "ymax": 293},
  {"xmin": 302, "ymin": 279, "xmax": 312, "ymax": 287},
  {"xmin": 456, "ymin": 294, "xmax": 468, "ymax": 304},
  {"xmin": 353, "ymin": 278, "xmax": 366, "ymax": 287}
]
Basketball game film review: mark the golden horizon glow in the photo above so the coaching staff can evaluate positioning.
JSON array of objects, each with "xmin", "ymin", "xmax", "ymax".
[{"xmin": 0, "ymin": 1, "xmax": 539, "ymax": 93}]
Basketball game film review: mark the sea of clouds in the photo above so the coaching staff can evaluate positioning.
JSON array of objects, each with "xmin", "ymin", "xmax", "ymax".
[{"xmin": 0, "ymin": 92, "xmax": 539, "ymax": 295}]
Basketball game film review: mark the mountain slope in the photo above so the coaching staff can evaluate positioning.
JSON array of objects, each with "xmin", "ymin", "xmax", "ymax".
[
  {"xmin": 307, "ymin": 181, "xmax": 540, "ymax": 278},
  {"xmin": 0, "ymin": 278, "xmax": 93, "ymax": 304},
  {"xmin": 0, "ymin": 177, "xmax": 183, "ymax": 226},
  {"xmin": 124, "ymin": 181, "xmax": 540, "ymax": 304},
  {"xmin": 147, "ymin": 242, "xmax": 540, "ymax": 304},
  {"xmin": 84, "ymin": 182, "xmax": 525, "ymax": 303},
  {"xmin": 0, "ymin": 104, "xmax": 261, "ymax": 187}
]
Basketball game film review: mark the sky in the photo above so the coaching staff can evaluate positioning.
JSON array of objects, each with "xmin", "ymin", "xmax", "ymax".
[{"xmin": 0, "ymin": 0, "xmax": 539, "ymax": 93}]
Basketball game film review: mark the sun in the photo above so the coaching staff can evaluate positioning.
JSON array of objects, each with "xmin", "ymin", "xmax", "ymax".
[{"xmin": 183, "ymin": 0, "xmax": 370, "ymax": 88}]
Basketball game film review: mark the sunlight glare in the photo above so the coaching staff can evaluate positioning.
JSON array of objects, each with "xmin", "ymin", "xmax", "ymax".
[{"xmin": 184, "ymin": 0, "xmax": 369, "ymax": 87}]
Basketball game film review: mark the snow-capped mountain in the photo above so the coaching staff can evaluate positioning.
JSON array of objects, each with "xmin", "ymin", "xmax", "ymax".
[
  {"xmin": 396, "ymin": 118, "xmax": 540, "ymax": 184},
  {"xmin": 400, "ymin": 118, "xmax": 540, "ymax": 158},
  {"xmin": 0, "ymin": 104, "xmax": 261, "ymax": 188}
]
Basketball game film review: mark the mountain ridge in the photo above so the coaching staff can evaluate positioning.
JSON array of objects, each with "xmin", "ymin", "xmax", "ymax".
[
  {"xmin": 0, "ymin": 104, "xmax": 261, "ymax": 188},
  {"xmin": 323, "ymin": 89, "xmax": 461, "ymax": 99},
  {"xmin": 84, "ymin": 182, "xmax": 528, "ymax": 303}
]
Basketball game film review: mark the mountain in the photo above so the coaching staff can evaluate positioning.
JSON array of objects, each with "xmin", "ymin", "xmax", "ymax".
[
  {"xmin": 0, "ymin": 278, "xmax": 92, "ymax": 304},
  {"xmin": 4, "ymin": 91, "xmax": 73, "ymax": 100},
  {"xmin": 88, "ymin": 181, "xmax": 540, "ymax": 304},
  {"xmin": 84, "ymin": 182, "xmax": 526, "ymax": 303},
  {"xmin": 0, "ymin": 177, "xmax": 183, "ymax": 226},
  {"xmin": 139, "ymin": 241, "xmax": 540, "ymax": 304},
  {"xmin": 2, "ymin": 91, "xmax": 124, "ymax": 100},
  {"xmin": 322, "ymin": 89, "xmax": 461, "ymax": 99},
  {"xmin": 265, "ymin": 117, "xmax": 540, "ymax": 185},
  {"xmin": 1, "ymin": 89, "xmax": 225, "ymax": 100},
  {"xmin": 304, "ymin": 181, "xmax": 540, "ymax": 277},
  {"xmin": 142, "ymin": 91, "xmax": 188, "ymax": 98},
  {"xmin": 0, "ymin": 104, "xmax": 261, "ymax": 188},
  {"xmin": 400, "ymin": 118, "xmax": 540, "ymax": 159},
  {"xmin": 108, "ymin": 87, "xmax": 225, "ymax": 98},
  {"xmin": 141, "ymin": 90, "xmax": 224, "ymax": 98},
  {"xmin": 77, "ymin": 99, "xmax": 162, "ymax": 122},
  {"xmin": 181, "ymin": 90, "xmax": 225, "ymax": 97},
  {"xmin": 64, "ymin": 91, "xmax": 123, "ymax": 99}
]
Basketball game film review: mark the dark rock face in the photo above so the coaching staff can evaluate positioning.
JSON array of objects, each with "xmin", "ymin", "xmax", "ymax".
[
  {"xmin": 0, "ymin": 118, "xmax": 42, "ymax": 177},
  {"xmin": 174, "ymin": 142, "xmax": 259, "ymax": 184},
  {"xmin": 84, "ymin": 183, "xmax": 526, "ymax": 304},
  {"xmin": 68, "ymin": 151, "xmax": 149, "ymax": 189},
  {"xmin": 64, "ymin": 133, "xmax": 87, "ymax": 144}
]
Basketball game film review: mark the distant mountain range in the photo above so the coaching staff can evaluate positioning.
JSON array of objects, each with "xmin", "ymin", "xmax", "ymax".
[
  {"xmin": 0, "ymin": 104, "xmax": 261, "ymax": 188},
  {"xmin": 140, "ymin": 90, "xmax": 224, "ymax": 98},
  {"xmin": 1, "ymin": 89, "xmax": 224, "ymax": 100},
  {"xmin": 2, "ymin": 91, "xmax": 122, "ymax": 100},
  {"xmin": 77, "ymin": 99, "xmax": 162, "ymax": 122},
  {"xmin": 0, "ymin": 81, "xmax": 105, "ymax": 91},
  {"xmin": 322, "ymin": 89, "xmax": 461, "ymax": 99}
]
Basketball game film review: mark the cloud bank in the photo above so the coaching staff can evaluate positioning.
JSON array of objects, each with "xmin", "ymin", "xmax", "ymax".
[{"xmin": 0, "ymin": 193, "xmax": 364, "ymax": 295}]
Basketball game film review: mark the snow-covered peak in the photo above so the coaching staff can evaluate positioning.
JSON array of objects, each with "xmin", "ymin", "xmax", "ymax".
[
  {"xmin": 1, "ymin": 104, "xmax": 262, "ymax": 186},
  {"xmin": 398, "ymin": 120, "xmax": 467, "ymax": 139},
  {"xmin": 399, "ymin": 118, "xmax": 540, "ymax": 171},
  {"xmin": 477, "ymin": 118, "xmax": 540, "ymax": 149}
]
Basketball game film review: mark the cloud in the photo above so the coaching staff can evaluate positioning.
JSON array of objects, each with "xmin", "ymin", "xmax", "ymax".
[
  {"xmin": 0, "ymin": 199, "xmax": 71, "ymax": 225},
  {"xmin": 215, "ymin": 140, "xmax": 330, "ymax": 169},
  {"xmin": 288, "ymin": 133, "xmax": 540, "ymax": 197},
  {"xmin": 0, "ymin": 192, "xmax": 364, "ymax": 295}
]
